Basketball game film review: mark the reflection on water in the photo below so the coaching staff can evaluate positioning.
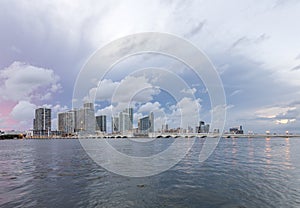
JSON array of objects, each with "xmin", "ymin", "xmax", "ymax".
[
  {"xmin": 247, "ymin": 138, "xmax": 254, "ymax": 163},
  {"xmin": 265, "ymin": 137, "xmax": 272, "ymax": 165},
  {"xmin": 0, "ymin": 138, "xmax": 300, "ymax": 208},
  {"xmin": 231, "ymin": 138, "xmax": 237, "ymax": 166},
  {"xmin": 284, "ymin": 138, "xmax": 292, "ymax": 168}
]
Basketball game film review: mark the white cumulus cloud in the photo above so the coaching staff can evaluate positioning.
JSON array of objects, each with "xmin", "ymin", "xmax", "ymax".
[
  {"xmin": 138, "ymin": 102, "xmax": 162, "ymax": 113},
  {"xmin": 10, "ymin": 100, "xmax": 36, "ymax": 123},
  {"xmin": 0, "ymin": 61, "xmax": 61, "ymax": 102},
  {"xmin": 86, "ymin": 75, "xmax": 160, "ymax": 104}
]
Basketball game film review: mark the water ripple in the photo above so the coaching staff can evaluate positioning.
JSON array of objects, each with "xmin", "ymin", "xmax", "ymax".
[{"xmin": 0, "ymin": 138, "xmax": 299, "ymax": 207}]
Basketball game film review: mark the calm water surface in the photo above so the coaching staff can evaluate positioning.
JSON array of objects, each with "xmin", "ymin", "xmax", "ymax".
[{"xmin": 1, "ymin": 137, "xmax": 300, "ymax": 208}]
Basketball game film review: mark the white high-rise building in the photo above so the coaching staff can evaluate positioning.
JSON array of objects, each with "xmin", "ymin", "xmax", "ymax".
[
  {"xmin": 124, "ymin": 108, "xmax": 133, "ymax": 130},
  {"xmin": 75, "ymin": 102, "xmax": 95, "ymax": 134},
  {"xmin": 111, "ymin": 116, "xmax": 120, "ymax": 133},
  {"xmin": 119, "ymin": 112, "xmax": 129, "ymax": 133},
  {"xmin": 111, "ymin": 108, "xmax": 133, "ymax": 134},
  {"xmin": 76, "ymin": 108, "xmax": 85, "ymax": 132},
  {"xmin": 119, "ymin": 108, "xmax": 133, "ymax": 134}
]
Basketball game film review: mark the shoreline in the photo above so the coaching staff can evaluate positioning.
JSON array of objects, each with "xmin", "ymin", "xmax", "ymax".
[{"xmin": 2, "ymin": 134, "xmax": 300, "ymax": 140}]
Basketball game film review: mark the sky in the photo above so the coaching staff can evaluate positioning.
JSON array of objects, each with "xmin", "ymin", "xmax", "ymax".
[{"xmin": 0, "ymin": 0, "xmax": 300, "ymax": 133}]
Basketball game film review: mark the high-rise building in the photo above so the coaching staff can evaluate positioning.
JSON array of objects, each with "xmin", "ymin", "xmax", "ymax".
[
  {"xmin": 149, "ymin": 112, "xmax": 154, "ymax": 133},
  {"xmin": 138, "ymin": 112, "xmax": 154, "ymax": 134},
  {"xmin": 199, "ymin": 121, "xmax": 205, "ymax": 133},
  {"xmin": 86, "ymin": 103, "xmax": 95, "ymax": 133},
  {"xmin": 33, "ymin": 107, "xmax": 51, "ymax": 136},
  {"xmin": 74, "ymin": 102, "xmax": 95, "ymax": 133},
  {"xmin": 119, "ymin": 112, "xmax": 129, "ymax": 133},
  {"xmin": 71, "ymin": 109, "xmax": 78, "ymax": 131},
  {"xmin": 125, "ymin": 108, "xmax": 133, "ymax": 130},
  {"xmin": 110, "ymin": 108, "xmax": 133, "ymax": 134},
  {"xmin": 96, "ymin": 115, "xmax": 106, "ymax": 132},
  {"xmin": 196, "ymin": 121, "xmax": 209, "ymax": 133},
  {"xmin": 111, "ymin": 116, "xmax": 120, "ymax": 133},
  {"xmin": 75, "ymin": 108, "xmax": 85, "ymax": 132},
  {"xmin": 58, "ymin": 111, "xmax": 75, "ymax": 135},
  {"xmin": 203, "ymin": 124, "xmax": 210, "ymax": 133},
  {"xmin": 116, "ymin": 108, "xmax": 133, "ymax": 134},
  {"xmin": 84, "ymin": 102, "xmax": 94, "ymax": 110}
]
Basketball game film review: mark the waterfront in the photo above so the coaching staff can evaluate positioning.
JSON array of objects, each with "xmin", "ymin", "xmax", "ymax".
[{"xmin": 1, "ymin": 137, "xmax": 300, "ymax": 208}]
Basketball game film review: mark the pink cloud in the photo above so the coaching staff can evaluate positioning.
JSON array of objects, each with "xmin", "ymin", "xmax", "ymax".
[{"xmin": 0, "ymin": 101, "xmax": 18, "ymax": 130}]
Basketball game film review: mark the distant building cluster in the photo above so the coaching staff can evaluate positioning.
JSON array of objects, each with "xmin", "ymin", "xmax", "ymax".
[
  {"xmin": 56, "ymin": 102, "xmax": 96, "ymax": 136},
  {"xmin": 32, "ymin": 103, "xmax": 98, "ymax": 136},
  {"xmin": 112, "ymin": 109, "xmax": 154, "ymax": 135},
  {"xmin": 196, "ymin": 121, "xmax": 210, "ymax": 133},
  {"xmin": 157, "ymin": 122, "xmax": 209, "ymax": 134},
  {"xmin": 137, "ymin": 112, "xmax": 154, "ymax": 135},
  {"xmin": 31, "ymin": 103, "xmax": 249, "ymax": 138},
  {"xmin": 111, "ymin": 108, "xmax": 133, "ymax": 134},
  {"xmin": 32, "ymin": 103, "xmax": 155, "ymax": 137},
  {"xmin": 229, "ymin": 126, "xmax": 244, "ymax": 134},
  {"xmin": 161, "ymin": 124, "xmax": 169, "ymax": 133}
]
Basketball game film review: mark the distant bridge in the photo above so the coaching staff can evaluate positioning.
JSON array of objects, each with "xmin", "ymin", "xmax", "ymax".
[
  {"xmin": 148, "ymin": 133, "xmax": 300, "ymax": 139},
  {"xmin": 139, "ymin": 132, "xmax": 221, "ymax": 138}
]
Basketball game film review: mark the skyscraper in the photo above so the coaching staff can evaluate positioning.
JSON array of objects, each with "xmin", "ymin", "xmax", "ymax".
[
  {"xmin": 96, "ymin": 115, "xmax": 106, "ymax": 132},
  {"xmin": 125, "ymin": 107, "xmax": 133, "ymax": 130},
  {"xmin": 138, "ymin": 112, "xmax": 154, "ymax": 134},
  {"xmin": 119, "ymin": 112, "xmax": 129, "ymax": 133},
  {"xmin": 117, "ymin": 108, "xmax": 133, "ymax": 134},
  {"xmin": 58, "ymin": 111, "xmax": 75, "ymax": 135},
  {"xmin": 33, "ymin": 107, "xmax": 51, "ymax": 136},
  {"xmin": 196, "ymin": 121, "xmax": 209, "ymax": 133},
  {"xmin": 83, "ymin": 102, "xmax": 94, "ymax": 109},
  {"xmin": 149, "ymin": 112, "xmax": 154, "ymax": 133},
  {"xmin": 111, "ymin": 116, "xmax": 119, "ymax": 133},
  {"xmin": 74, "ymin": 102, "xmax": 95, "ymax": 133},
  {"xmin": 84, "ymin": 103, "xmax": 96, "ymax": 133},
  {"xmin": 75, "ymin": 108, "xmax": 85, "ymax": 132}
]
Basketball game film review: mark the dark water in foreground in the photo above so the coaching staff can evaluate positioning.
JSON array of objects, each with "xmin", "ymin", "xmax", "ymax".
[{"xmin": 1, "ymin": 137, "xmax": 300, "ymax": 208}]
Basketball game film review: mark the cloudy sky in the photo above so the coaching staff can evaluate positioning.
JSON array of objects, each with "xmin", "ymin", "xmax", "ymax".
[{"xmin": 0, "ymin": 0, "xmax": 300, "ymax": 133}]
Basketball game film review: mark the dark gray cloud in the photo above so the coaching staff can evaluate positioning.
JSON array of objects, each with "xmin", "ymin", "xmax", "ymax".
[
  {"xmin": 275, "ymin": 111, "xmax": 298, "ymax": 120},
  {"xmin": 288, "ymin": 100, "xmax": 300, "ymax": 106},
  {"xmin": 0, "ymin": 1, "xmax": 100, "ymax": 108},
  {"xmin": 230, "ymin": 36, "xmax": 249, "ymax": 49},
  {"xmin": 213, "ymin": 54, "xmax": 273, "ymax": 107},
  {"xmin": 209, "ymin": 50, "xmax": 300, "ymax": 132},
  {"xmin": 291, "ymin": 65, "xmax": 300, "ymax": 71},
  {"xmin": 184, "ymin": 20, "xmax": 206, "ymax": 37},
  {"xmin": 255, "ymin": 33, "xmax": 270, "ymax": 43},
  {"xmin": 230, "ymin": 33, "xmax": 270, "ymax": 49}
]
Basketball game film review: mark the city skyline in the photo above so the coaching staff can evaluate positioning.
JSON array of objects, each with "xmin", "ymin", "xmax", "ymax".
[
  {"xmin": 50, "ymin": 103, "xmax": 157, "ymax": 135},
  {"xmin": 30, "ymin": 103, "xmax": 218, "ymax": 136},
  {"xmin": 0, "ymin": 1, "xmax": 300, "ymax": 133},
  {"xmin": 29, "ymin": 103, "xmax": 277, "ymax": 136},
  {"xmin": 1, "ymin": 2, "xmax": 300, "ymax": 207}
]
